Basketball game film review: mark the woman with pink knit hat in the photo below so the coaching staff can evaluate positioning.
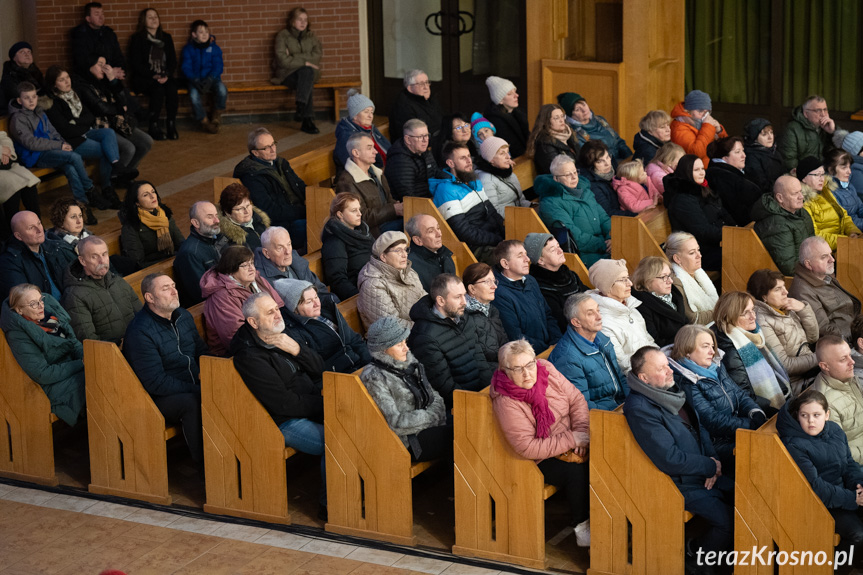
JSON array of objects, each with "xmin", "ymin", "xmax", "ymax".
[
  {"xmin": 483, "ymin": 76, "xmax": 529, "ymax": 158},
  {"xmin": 475, "ymin": 136, "xmax": 531, "ymax": 217}
]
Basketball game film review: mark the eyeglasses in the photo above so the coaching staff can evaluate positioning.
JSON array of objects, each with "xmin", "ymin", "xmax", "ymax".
[
  {"xmin": 386, "ymin": 247, "xmax": 410, "ymax": 256},
  {"xmin": 406, "ymin": 133, "xmax": 430, "ymax": 141},
  {"xmin": 232, "ymin": 203, "xmax": 252, "ymax": 213},
  {"xmin": 453, "ymin": 124, "xmax": 470, "ymax": 132},
  {"xmin": 804, "ymin": 107, "xmax": 828, "ymax": 115},
  {"xmin": 807, "ymin": 171, "xmax": 826, "ymax": 178},
  {"xmin": 554, "ymin": 171, "xmax": 578, "ymax": 179},
  {"xmin": 655, "ymin": 274, "xmax": 674, "ymax": 283},
  {"xmin": 475, "ymin": 278, "xmax": 499, "ymax": 287},
  {"xmin": 25, "ymin": 297, "xmax": 45, "ymax": 309},
  {"xmin": 614, "ymin": 276, "xmax": 633, "ymax": 285},
  {"xmin": 740, "ymin": 309, "xmax": 757, "ymax": 318},
  {"xmin": 238, "ymin": 262, "xmax": 255, "ymax": 270},
  {"xmin": 255, "ymin": 142, "xmax": 277, "ymax": 151},
  {"xmin": 410, "ymin": 81, "xmax": 431, "ymax": 87},
  {"xmin": 505, "ymin": 359, "xmax": 537, "ymax": 375}
]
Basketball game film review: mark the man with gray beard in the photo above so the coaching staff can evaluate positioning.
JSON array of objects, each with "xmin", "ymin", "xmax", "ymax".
[
  {"xmin": 61, "ymin": 235, "xmax": 141, "ymax": 343},
  {"xmin": 174, "ymin": 200, "xmax": 228, "ymax": 306}
]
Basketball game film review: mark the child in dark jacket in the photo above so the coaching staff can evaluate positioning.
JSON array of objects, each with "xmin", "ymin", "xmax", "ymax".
[
  {"xmin": 181, "ymin": 20, "xmax": 227, "ymax": 134},
  {"xmin": 778, "ymin": 389, "xmax": 863, "ymax": 556}
]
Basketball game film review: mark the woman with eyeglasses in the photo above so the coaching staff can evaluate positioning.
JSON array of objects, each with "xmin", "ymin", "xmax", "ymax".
[
  {"xmin": 218, "ymin": 182, "xmax": 270, "ymax": 252},
  {"xmin": 526, "ymin": 103, "xmax": 580, "ymax": 176},
  {"xmin": 462, "ymin": 262, "xmax": 508, "ymax": 363},
  {"xmin": 357, "ymin": 231, "xmax": 426, "ymax": 330},
  {"xmin": 434, "ymin": 113, "xmax": 478, "ymax": 167},
  {"xmin": 798, "ymin": 156, "xmax": 862, "ymax": 251},
  {"xmin": 119, "ymin": 180, "xmax": 185, "ymax": 270},
  {"xmin": 710, "ymin": 291, "xmax": 791, "ymax": 414},
  {"xmin": 586, "ymin": 258, "xmax": 655, "ymax": 373},
  {"xmin": 631, "ymin": 256, "xmax": 689, "ymax": 347},
  {"xmin": 200, "ymin": 245, "xmax": 284, "ymax": 356},
  {"xmin": 490, "ymin": 338, "xmax": 592, "ymax": 546},
  {"xmin": 0, "ymin": 283, "xmax": 85, "ymax": 426}
]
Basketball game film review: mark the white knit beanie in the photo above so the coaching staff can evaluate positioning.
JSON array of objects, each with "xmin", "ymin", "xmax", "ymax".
[
  {"xmin": 486, "ymin": 76, "xmax": 516, "ymax": 105},
  {"xmin": 480, "ymin": 136, "xmax": 509, "ymax": 163}
]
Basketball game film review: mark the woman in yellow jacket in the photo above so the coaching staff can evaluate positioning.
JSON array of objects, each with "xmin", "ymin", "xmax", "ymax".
[{"xmin": 797, "ymin": 156, "xmax": 862, "ymax": 250}]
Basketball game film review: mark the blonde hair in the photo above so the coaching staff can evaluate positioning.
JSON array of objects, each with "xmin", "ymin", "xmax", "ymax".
[
  {"xmin": 650, "ymin": 142, "xmax": 685, "ymax": 167},
  {"xmin": 632, "ymin": 256, "xmax": 670, "ymax": 291},
  {"xmin": 616, "ymin": 159, "xmax": 645, "ymax": 181},
  {"xmin": 8, "ymin": 283, "xmax": 41, "ymax": 314},
  {"xmin": 713, "ymin": 291, "xmax": 755, "ymax": 334},
  {"xmin": 664, "ymin": 231, "xmax": 696, "ymax": 262},
  {"xmin": 670, "ymin": 324, "xmax": 716, "ymax": 360},
  {"xmin": 498, "ymin": 338, "xmax": 535, "ymax": 367},
  {"xmin": 639, "ymin": 110, "xmax": 672, "ymax": 133}
]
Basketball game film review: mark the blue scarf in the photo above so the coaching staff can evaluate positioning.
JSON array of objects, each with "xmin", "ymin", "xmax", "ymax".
[{"xmin": 679, "ymin": 357, "xmax": 719, "ymax": 380}]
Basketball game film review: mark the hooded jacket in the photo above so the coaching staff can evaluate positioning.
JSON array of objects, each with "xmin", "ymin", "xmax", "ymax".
[
  {"xmin": 779, "ymin": 105, "xmax": 836, "ymax": 172},
  {"xmin": 0, "ymin": 237, "xmax": 77, "ymax": 301},
  {"xmin": 669, "ymin": 101, "xmax": 728, "ymax": 165},
  {"xmin": 357, "ymin": 257, "xmax": 426, "ymax": 330},
  {"xmin": 389, "ymin": 88, "xmax": 443, "ymax": 143},
  {"xmin": 803, "ymin": 186, "xmax": 862, "ymax": 251},
  {"xmin": 383, "ymin": 137, "xmax": 442, "ymax": 200},
  {"xmin": 483, "ymin": 104, "xmax": 530, "ymax": 159},
  {"xmin": 220, "ymin": 207, "xmax": 270, "ymax": 252},
  {"xmin": 631, "ymin": 287, "xmax": 689, "ymax": 347},
  {"xmin": 335, "ymin": 160, "xmax": 399, "ymax": 236},
  {"xmin": 407, "ymin": 244, "xmax": 455, "ymax": 292},
  {"xmin": 233, "ymin": 154, "xmax": 306, "ymax": 229},
  {"xmin": 181, "ymin": 36, "xmax": 224, "ymax": 80},
  {"xmin": 320, "ymin": 218, "xmax": 374, "ymax": 300},
  {"xmin": 492, "ymin": 269, "xmax": 561, "ymax": 354},
  {"xmin": 612, "ymin": 175, "xmax": 661, "ymax": 214},
  {"xmin": 253, "ymin": 246, "xmax": 327, "ymax": 293},
  {"xmin": 646, "ymin": 161, "xmax": 673, "ymax": 195},
  {"xmin": 529, "ymin": 263, "xmax": 588, "ymax": 333},
  {"xmin": 0, "ymin": 294, "xmax": 85, "ymax": 426},
  {"xmin": 751, "ymin": 192, "xmax": 815, "ymax": 275},
  {"xmin": 743, "ymin": 118, "xmax": 786, "ymax": 194},
  {"xmin": 788, "ymin": 262, "xmax": 861, "ymax": 339},
  {"xmin": 753, "ymin": 299, "xmax": 819, "ymax": 395},
  {"xmin": 7, "ymin": 99, "xmax": 66, "ymax": 167},
  {"xmin": 429, "ymin": 170, "xmax": 505, "ymax": 250},
  {"xmin": 705, "ymin": 160, "xmax": 763, "ymax": 226},
  {"xmin": 631, "ymin": 129, "xmax": 665, "ymax": 165},
  {"xmin": 60, "ymin": 260, "xmax": 142, "ymax": 343},
  {"xmin": 534, "ymin": 174, "xmax": 611, "ymax": 267},
  {"xmin": 548, "ymin": 327, "xmax": 626, "ymax": 411},
  {"xmin": 271, "ymin": 27, "xmax": 322, "ymax": 85},
  {"xmin": 174, "ymin": 228, "xmax": 230, "ymax": 306},
  {"xmin": 119, "ymin": 204, "xmax": 185, "ymax": 270},
  {"xmin": 589, "ymin": 291, "xmax": 656, "ymax": 373}
]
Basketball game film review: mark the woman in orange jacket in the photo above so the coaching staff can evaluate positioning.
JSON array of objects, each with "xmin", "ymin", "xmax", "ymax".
[{"xmin": 670, "ymin": 90, "xmax": 728, "ymax": 165}]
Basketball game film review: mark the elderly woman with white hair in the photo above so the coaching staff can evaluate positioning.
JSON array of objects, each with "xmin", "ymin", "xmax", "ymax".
[
  {"xmin": 490, "ymin": 338, "xmax": 591, "ymax": 546},
  {"xmin": 586, "ymin": 259, "xmax": 656, "ymax": 373},
  {"xmin": 357, "ymin": 231, "xmax": 426, "ymax": 330},
  {"xmin": 475, "ymin": 136, "xmax": 531, "ymax": 217},
  {"xmin": 334, "ymin": 89, "xmax": 391, "ymax": 172},
  {"xmin": 664, "ymin": 231, "xmax": 718, "ymax": 325}
]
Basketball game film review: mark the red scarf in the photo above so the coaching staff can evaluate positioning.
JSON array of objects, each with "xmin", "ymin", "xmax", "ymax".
[
  {"xmin": 358, "ymin": 123, "xmax": 387, "ymax": 166},
  {"xmin": 492, "ymin": 361, "xmax": 555, "ymax": 438}
]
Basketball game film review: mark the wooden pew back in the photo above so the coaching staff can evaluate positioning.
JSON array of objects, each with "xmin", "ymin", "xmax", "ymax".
[
  {"xmin": 638, "ymin": 205, "xmax": 672, "ymax": 247},
  {"xmin": 610, "ymin": 214, "xmax": 667, "ymax": 272},
  {"xmin": 336, "ymin": 294, "xmax": 363, "ymax": 336},
  {"xmin": 0, "ymin": 330, "xmax": 58, "ymax": 486},
  {"xmin": 291, "ymin": 146, "xmax": 337, "ymax": 187},
  {"xmin": 403, "ymin": 196, "xmax": 477, "ymax": 275},
  {"xmin": 103, "ymin": 230, "xmax": 121, "ymax": 257},
  {"xmin": 513, "ymin": 156, "xmax": 537, "ymax": 191},
  {"xmin": 837, "ymin": 236, "xmax": 863, "ymax": 303},
  {"xmin": 124, "ymin": 258, "xmax": 176, "ymax": 302},
  {"xmin": 721, "ymin": 226, "xmax": 793, "ymax": 293},
  {"xmin": 589, "ymin": 408, "xmax": 691, "ymax": 575},
  {"xmin": 306, "ymin": 185, "xmax": 336, "ymax": 253},
  {"xmin": 304, "ymin": 251, "xmax": 324, "ymax": 282},
  {"xmin": 187, "ymin": 302, "xmax": 206, "ymax": 342},
  {"xmin": 200, "ymin": 356, "xmax": 293, "ymax": 524}
]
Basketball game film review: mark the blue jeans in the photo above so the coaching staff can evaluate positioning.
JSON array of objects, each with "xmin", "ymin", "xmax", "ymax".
[
  {"xmin": 188, "ymin": 79, "xmax": 228, "ymax": 121},
  {"xmin": 278, "ymin": 417, "xmax": 326, "ymax": 506},
  {"xmin": 34, "ymin": 149, "xmax": 93, "ymax": 203},
  {"xmin": 74, "ymin": 128, "xmax": 120, "ymax": 187}
]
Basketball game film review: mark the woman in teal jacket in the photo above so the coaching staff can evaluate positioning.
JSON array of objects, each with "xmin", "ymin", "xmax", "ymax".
[
  {"xmin": 0, "ymin": 284, "xmax": 85, "ymax": 425},
  {"xmin": 534, "ymin": 155, "xmax": 611, "ymax": 267}
]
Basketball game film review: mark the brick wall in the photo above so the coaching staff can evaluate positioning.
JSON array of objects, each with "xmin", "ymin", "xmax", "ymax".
[{"xmin": 33, "ymin": 0, "xmax": 360, "ymax": 112}]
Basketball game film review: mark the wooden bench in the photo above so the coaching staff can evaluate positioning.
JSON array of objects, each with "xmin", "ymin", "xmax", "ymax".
[
  {"xmin": 324, "ymin": 370, "xmax": 437, "ymax": 545},
  {"xmin": 306, "ymin": 185, "xmax": 336, "ymax": 254},
  {"xmin": 403, "ymin": 196, "xmax": 478, "ymax": 275},
  {"xmin": 0, "ymin": 330, "xmax": 60, "ymax": 487},
  {"xmin": 590, "ymin": 408, "xmax": 694, "ymax": 575},
  {"xmin": 837, "ymin": 236, "xmax": 863, "ymax": 303},
  {"xmin": 721, "ymin": 225, "xmax": 793, "ymax": 293},
  {"xmin": 336, "ymin": 294, "xmax": 363, "ymax": 336},
  {"xmin": 505, "ymin": 206, "xmax": 592, "ymax": 287},
  {"xmin": 200, "ymin": 355, "xmax": 296, "ymax": 524},
  {"xmin": 187, "ymin": 302, "xmax": 207, "ymax": 342},
  {"xmin": 638, "ymin": 205, "xmax": 672, "ymax": 247},
  {"xmin": 84, "ymin": 339, "xmax": 181, "ymax": 505},
  {"xmin": 124, "ymin": 257, "xmax": 176, "ymax": 302},
  {"xmin": 610, "ymin": 214, "xmax": 667, "ymax": 272},
  {"xmin": 452, "ymin": 387, "xmax": 560, "ymax": 570},
  {"xmin": 513, "ymin": 156, "xmax": 537, "ymax": 192},
  {"xmin": 103, "ymin": 230, "xmax": 121, "ymax": 256},
  {"xmin": 735, "ymin": 418, "xmax": 838, "ymax": 574}
]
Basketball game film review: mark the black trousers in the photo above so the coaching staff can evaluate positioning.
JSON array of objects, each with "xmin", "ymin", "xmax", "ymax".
[
  {"xmin": 153, "ymin": 392, "xmax": 203, "ymax": 462},
  {"xmin": 281, "ymin": 66, "xmax": 315, "ymax": 117},
  {"xmin": 538, "ymin": 456, "xmax": 589, "ymax": 525},
  {"xmin": 408, "ymin": 418, "xmax": 454, "ymax": 463},
  {"xmin": 138, "ymin": 77, "xmax": 179, "ymax": 121}
]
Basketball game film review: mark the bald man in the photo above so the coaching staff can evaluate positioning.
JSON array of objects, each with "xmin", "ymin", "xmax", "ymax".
[
  {"xmin": 0, "ymin": 211, "xmax": 76, "ymax": 300},
  {"xmin": 174, "ymin": 200, "xmax": 227, "ymax": 306},
  {"xmin": 751, "ymin": 175, "xmax": 815, "ymax": 275}
]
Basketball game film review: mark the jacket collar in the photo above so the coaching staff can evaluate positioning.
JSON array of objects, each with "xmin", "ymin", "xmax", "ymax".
[{"xmin": 344, "ymin": 158, "xmax": 382, "ymax": 183}]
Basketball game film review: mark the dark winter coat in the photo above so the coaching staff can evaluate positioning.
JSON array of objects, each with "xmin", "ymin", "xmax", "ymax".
[
  {"xmin": 428, "ymin": 171, "xmax": 505, "ymax": 250},
  {"xmin": 743, "ymin": 118, "xmax": 786, "ymax": 194},
  {"xmin": 233, "ymin": 155, "xmax": 306, "ymax": 229},
  {"xmin": 335, "ymin": 160, "xmax": 399, "ymax": 237},
  {"xmin": 253, "ymin": 247, "xmax": 327, "ymax": 294},
  {"xmin": 464, "ymin": 300, "xmax": 508, "ymax": 364},
  {"xmin": 530, "ymin": 263, "xmax": 588, "ymax": 333},
  {"xmin": 580, "ymin": 169, "xmax": 635, "ymax": 218},
  {"xmin": 119, "ymin": 205, "xmax": 185, "ymax": 270},
  {"xmin": 531, "ymin": 132, "xmax": 580, "ymax": 175},
  {"xmin": 484, "ymin": 104, "xmax": 530, "ymax": 159},
  {"xmin": 128, "ymin": 30, "xmax": 178, "ymax": 93},
  {"xmin": 333, "ymin": 117, "xmax": 390, "ymax": 171},
  {"xmin": 70, "ymin": 22, "xmax": 127, "ymax": 74},
  {"xmin": 388, "ymin": 88, "xmax": 444, "ymax": 143},
  {"xmin": 549, "ymin": 327, "xmax": 627, "ymax": 411},
  {"xmin": 631, "ymin": 287, "xmax": 689, "ymax": 347},
  {"xmin": 283, "ymin": 296, "xmax": 370, "ymax": 374},
  {"xmin": 408, "ymin": 244, "xmax": 455, "ymax": 292},
  {"xmin": 230, "ymin": 321, "xmax": 325, "ymax": 426},
  {"xmin": 173, "ymin": 229, "xmax": 229, "ymax": 306},
  {"xmin": 320, "ymin": 218, "xmax": 374, "ymax": 300},
  {"xmin": 492, "ymin": 269, "xmax": 561, "ymax": 354},
  {"xmin": 0, "ymin": 237, "xmax": 77, "ymax": 301},
  {"xmin": 779, "ymin": 105, "xmax": 836, "ymax": 172},
  {"xmin": 60, "ymin": 260, "xmax": 142, "ymax": 343},
  {"xmin": 631, "ymin": 130, "xmax": 665, "ymax": 165},
  {"xmin": 220, "ymin": 207, "xmax": 270, "ymax": 252},
  {"xmin": 383, "ymin": 138, "xmax": 444, "ymax": 201},
  {"xmin": 407, "ymin": 295, "xmax": 495, "ymax": 408},
  {"xmin": 751, "ymin": 193, "xmax": 815, "ymax": 275},
  {"xmin": 74, "ymin": 71, "xmax": 129, "ymax": 126},
  {"xmin": 123, "ymin": 305, "xmax": 208, "ymax": 397},
  {"xmin": 1, "ymin": 60, "xmax": 44, "ymax": 103},
  {"xmin": 45, "ymin": 89, "xmax": 98, "ymax": 147},
  {"xmin": 705, "ymin": 161, "xmax": 763, "ymax": 226}
]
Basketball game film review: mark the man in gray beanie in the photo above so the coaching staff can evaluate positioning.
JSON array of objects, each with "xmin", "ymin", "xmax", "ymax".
[{"xmin": 525, "ymin": 233, "xmax": 588, "ymax": 332}]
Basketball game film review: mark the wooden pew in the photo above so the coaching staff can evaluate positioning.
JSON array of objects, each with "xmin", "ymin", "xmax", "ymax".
[
  {"xmin": 837, "ymin": 236, "xmax": 863, "ymax": 304},
  {"xmin": 505, "ymin": 206, "xmax": 593, "ymax": 287},
  {"xmin": 403, "ymin": 196, "xmax": 478, "ymax": 275},
  {"xmin": 336, "ymin": 294, "xmax": 363, "ymax": 336},
  {"xmin": 200, "ymin": 356, "xmax": 296, "ymax": 524},
  {"xmin": 291, "ymin": 145, "xmax": 337, "ymax": 188},
  {"xmin": 104, "ymin": 230, "xmax": 121, "ymax": 256},
  {"xmin": 324, "ymin": 370, "xmax": 437, "ymax": 545},
  {"xmin": 187, "ymin": 302, "xmax": 207, "ymax": 342},
  {"xmin": 638, "ymin": 205, "xmax": 672, "ymax": 247},
  {"xmin": 721, "ymin": 225, "xmax": 793, "ymax": 293},
  {"xmin": 610, "ymin": 214, "xmax": 667, "ymax": 272},
  {"xmin": 124, "ymin": 257, "xmax": 176, "ymax": 302},
  {"xmin": 589, "ymin": 408, "xmax": 694, "ymax": 575},
  {"xmin": 452, "ymin": 387, "xmax": 559, "ymax": 570},
  {"xmin": 304, "ymin": 251, "xmax": 324, "ymax": 282},
  {"xmin": 0, "ymin": 330, "xmax": 59, "ymax": 486},
  {"xmin": 84, "ymin": 340, "xmax": 180, "ymax": 505},
  {"xmin": 306, "ymin": 185, "xmax": 336, "ymax": 254},
  {"xmin": 735, "ymin": 418, "xmax": 837, "ymax": 574},
  {"xmin": 513, "ymin": 156, "xmax": 537, "ymax": 192}
]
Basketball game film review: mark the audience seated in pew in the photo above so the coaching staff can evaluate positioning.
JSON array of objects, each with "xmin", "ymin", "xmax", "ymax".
[
  {"xmin": 548, "ymin": 293, "xmax": 627, "ymax": 411},
  {"xmin": 666, "ymin": 231, "xmax": 718, "ymax": 325},
  {"xmin": 558, "ymin": 91, "xmax": 630, "ymax": 167},
  {"xmin": 854, "ymin": 316, "xmax": 863, "ymax": 381},
  {"xmin": 825, "ymin": 148, "xmax": 863, "ymax": 231},
  {"xmin": 624, "ymin": 346, "xmax": 734, "ymax": 571},
  {"xmin": 405, "ymin": 214, "xmax": 455, "ymax": 292},
  {"xmin": 789, "ymin": 236, "xmax": 861, "ymax": 339},
  {"xmin": 0, "ymin": 284, "xmax": 85, "ymax": 426},
  {"xmin": 388, "ymin": 69, "xmax": 443, "ymax": 146},
  {"xmin": 780, "ymin": 95, "xmax": 842, "ymax": 172},
  {"xmin": 357, "ymin": 231, "xmax": 425, "ymax": 330},
  {"xmin": 838, "ymin": 131, "xmax": 863, "ymax": 193},
  {"xmin": 526, "ymin": 103, "xmax": 580, "ymax": 176},
  {"xmin": 1, "ymin": 41, "xmax": 45, "ymax": 106},
  {"xmin": 0, "ymin": 211, "xmax": 76, "ymax": 301},
  {"xmin": 748, "ymin": 269, "xmax": 820, "ymax": 395},
  {"xmin": 799, "ymin": 156, "xmax": 862, "ymax": 251},
  {"xmin": 174, "ymin": 200, "xmax": 228, "ymax": 306},
  {"xmin": 474, "ymin": 137, "xmax": 530, "ymax": 218},
  {"xmin": 407, "ymin": 273, "xmax": 494, "ymax": 409},
  {"xmin": 218, "ymin": 182, "xmax": 270, "ymax": 252},
  {"xmin": 61, "ymin": 235, "xmax": 141, "ymax": 344},
  {"xmin": 704, "ymin": 136, "xmax": 762, "ymax": 227},
  {"xmin": 490, "ymin": 339, "xmax": 591, "ymax": 546},
  {"xmin": 811, "ymin": 336, "xmax": 863, "ymax": 466},
  {"xmin": 275, "ymin": 279, "xmax": 369, "ymax": 374},
  {"xmin": 123, "ymin": 273, "xmax": 207, "ymax": 463},
  {"xmin": 333, "ymin": 89, "xmax": 390, "ymax": 173},
  {"xmin": 254, "ymin": 226, "xmax": 327, "ymax": 293},
  {"xmin": 462, "ymin": 262, "xmax": 508, "ymax": 364},
  {"xmin": 384, "ymin": 119, "xmax": 445, "ymax": 201},
  {"xmin": 119, "ymin": 180, "xmax": 184, "ymax": 271},
  {"xmin": 752, "ymin": 175, "xmax": 814, "ymax": 276},
  {"xmin": 200, "ymin": 245, "xmax": 283, "ymax": 356},
  {"xmin": 320, "ymin": 192, "xmax": 373, "ymax": 300},
  {"xmin": 576, "ymin": 140, "xmax": 635, "ymax": 218},
  {"xmin": 631, "ymin": 110, "xmax": 672, "ymax": 165},
  {"xmin": 612, "ymin": 159, "xmax": 661, "ymax": 215},
  {"xmin": 483, "ymin": 77, "xmax": 528, "ymax": 159},
  {"xmin": 670, "ymin": 89, "xmax": 728, "ymax": 166},
  {"xmin": 742, "ymin": 118, "xmax": 785, "ymax": 195},
  {"xmin": 360, "ymin": 316, "xmax": 451, "ymax": 463},
  {"xmin": 645, "ymin": 141, "xmax": 684, "ymax": 195},
  {"xmin": 230, "ymin": 291, "xmax": 327, "ymax": 518},
  {"xmin": 631, "ymin": 256, "xmax": 689, "ymax": 347},
  {"xmin": 668, "ymin": 324, "xmax": 767, "ymax": 474},
  {"xmin": 525, "ymin": 232, "xmax": 588, "ymax": 334},
  {"xmin": 434, "ymin": 112, "xmax": 478, "ymax": 168}
]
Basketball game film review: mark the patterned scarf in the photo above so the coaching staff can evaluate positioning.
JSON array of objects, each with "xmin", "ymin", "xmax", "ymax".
[
  {"xmin": 549, "ymin": 124, "xmax": 573, "ymax": 145},
  {"xmin": 727, "ymin": 325, "xmax": 790, "ymax": 408},
  {"xmin": 652, "ymin": 291, "xmax": 677, "ymax": 310},
  {"xmin": 58, "ymin": 90, "xmax": 83, "ymax": 119},
  {"xmin": 465, "ymin": 295, "xmax": 491, "ymax": 317},
  {"xmin": 26, "ymin": 315, "xmax": 66, "ymax": 338},
  {"xmin": 146, "ymin": 33, "xmax": 167, "ymax": 75},
  {"xmin": 492, "ymin": 361, "xmax": 555, "ymax": 438},
  {"xmin": 137, "ymin": 206, "xmax": 174, "ymax": 253}
]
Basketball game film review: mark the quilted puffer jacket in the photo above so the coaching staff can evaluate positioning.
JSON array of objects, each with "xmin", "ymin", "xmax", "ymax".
[{"xmin": 357, "ymin": 256, "xmax": 426, "ymax": 330}]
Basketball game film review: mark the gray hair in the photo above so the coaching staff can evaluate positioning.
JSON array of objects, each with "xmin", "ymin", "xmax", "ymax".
[
  {"xmin": 664, "ymin": 231, "xmax": 697, "ymax": 261},
  {"xmin": 346, "ymin": 132, "xmax": 373, "ymax": 156},
  {"xmin": 498, "ymin": 338, "xmax": 535, "ymax": 368},
  {"xmin": 189, "ymin": 200, "xmax": 215, "ymax": 221},
  {"xmin": 77, "ymin": 234, "xmax": 106, "ymax": 256},
  {"xmin": 799, "ymin": 235, "xmax": 828, "ymax": 264},
  {"xmin": 405, "ymin": 214, "xmax": 431, "ymax": 239},
  {"xmin": 247, "ymin": 127, "xmax": 271, "ymax": 153},
  {"xmin": 563, "ymin": 292, "xmax": 593, "ymax": 321},
  {"xmin": 140, "ymin": 272, "xmax": 169, "ymax": 297},
  {"xmin": 242, "ymin": 292, "xmax": 273, "ymax": 320},
  {"xmin": 403, "ymin": 118, "xmax": 427, "ymax": 135},
  {"xmin": 403, "ymin": 69, "xmax": 426, "ymax": 88},
  {"xmin": 260, "ymin": 226, "xmax": 289, "ymax": 250},
  {"xmin": 802, "ymin": 95, "xmax": 826, "ymax": 109},
  {"xmin": 549, "ymin": 155, "xmax": 576, "ymax": 177}
]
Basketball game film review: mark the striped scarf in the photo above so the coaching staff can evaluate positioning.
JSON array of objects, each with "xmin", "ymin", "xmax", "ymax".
[{"xmin": 727, "ymin": 325, "xmax": 790, "ymax": 408}]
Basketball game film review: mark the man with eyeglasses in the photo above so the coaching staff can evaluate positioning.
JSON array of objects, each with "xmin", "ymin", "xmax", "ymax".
[
  {"xmin": 525, "ymin": 232, "xmax": 588, "ymax": 332},
  {"xmin": 388, "ymin": 69, "xmax": 443, "ymax": 143},
  {"xmin": 173, "ymin": 201, "xmax": 228, "ymax": 306},
  {"xmin": 751, "ymin": 175, "xmax": 815, "ymax": 275},
  {"xmin": 385, "ymin": 118, "xmax": 447, "ymax": 201},
  {"xmin": 781, "ymin": 95, "xmax": 843, "ymax": 172},
  {"xmin": 233, "ymin": 127, "xmax": 307, "ymax": 250}
]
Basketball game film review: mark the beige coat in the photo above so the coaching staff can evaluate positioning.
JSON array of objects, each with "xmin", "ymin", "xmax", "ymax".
[
  {"xmin": 335, "ymin": 160, "xmax": 398, "ymax": 237},
  {"xmin": 753, "ymin": 300, "xmax": 819, "ymax": 395},
  {"xmin": 357, "ymin": 256, "xmax": 426, "ymax": 330},
  {"xmin": 0, "ymin": 131, "xmax": 40, "ymax": 203},
  {"xmin": 787, "ymin": 262, "xmax": 861, "ymax": 339},
  {"xmin": 812, "ymin": 372, "xmax": 863, "ymax": 464}
]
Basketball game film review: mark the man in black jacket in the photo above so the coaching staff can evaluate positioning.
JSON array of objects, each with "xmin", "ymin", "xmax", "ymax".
[
  {"xmin": 524, "ymin": 232, "xmax": 588, "ymax": 333},
  {"xmin": 69, "ymin": 2, "xmax": 127, "ymax": 78},
  {"xmin": 388, "ymin": 69, "xmax": 444, "ymax": 143},
  {"xmin": 0, "ymin": 42, "xmax": 44, "ymax": 106},
  {"xmin": 124, "ymin": 273, "xmax": 208, "ymax": 463},
  {"xmin": 384, "ymin": 119, "xmax": 446, "ymax": 201},
  {"xmin": 174, "ymin": 201, "xmax": 228, "ymax": 306},
  {"xmin": 406, "ymin": 214, "xmax": 455, "ymax": 291},
  {"xmin": 233, "ymin": 128, "xmax": 307, "ymax": 250},
  {"xmin": 0, "ymin": 211, "xmax": 76, "ymax": 301},
  {"xmin": 407, "ymin": 273, "xmax": 494, "ymax": 409},
  {"xmin": 254, "ymin": 226, "xmax": 327, "ymax": 292}
]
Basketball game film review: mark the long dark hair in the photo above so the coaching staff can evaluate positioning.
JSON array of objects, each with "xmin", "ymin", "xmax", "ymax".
[
  {"xmin": 135, "ymin": 7, "xmax": 164, "ymax": 36},
  {"xmin": 121, "ymin": 180, "xmax": 173, "ymax": 226}
]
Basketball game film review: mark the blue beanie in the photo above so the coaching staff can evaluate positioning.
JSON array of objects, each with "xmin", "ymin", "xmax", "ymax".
[
  {"xmin": 470, "ymin": 112, "xmax": 495, "ymax": 141},
  {"xmin": 841, "ymin": 131, "xmax": 863, "ymax": 156},
  {"xmin": 683, "ymin": 90, "xmax": 712, "ymax": 111}
]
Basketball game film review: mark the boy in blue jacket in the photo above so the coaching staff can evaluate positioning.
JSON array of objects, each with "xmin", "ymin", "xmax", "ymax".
[{"xmin": 181, "ymin": 20, "xmax": 227, "ymax": 134}]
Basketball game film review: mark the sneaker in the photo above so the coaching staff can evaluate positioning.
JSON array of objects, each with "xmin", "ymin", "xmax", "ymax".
[
  {"xmin": 84, "ymin": 206, "xmax": 98, "ymax": 225},
  {"xmin": 574, "ymin": 518, "xmax": 590, "ymax": 547}
]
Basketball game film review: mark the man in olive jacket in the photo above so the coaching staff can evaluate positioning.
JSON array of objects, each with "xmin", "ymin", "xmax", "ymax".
[
  {"xmin": 61, "ymin": 235, "xmax": 141, "ymax": 343},
  {"xmin": 780, "ymin": 96, "xmax": 841, "ymax": 171},
  {"xmin": 752, "ymin": 175, "xmax": 815, "ymax": 275}
]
